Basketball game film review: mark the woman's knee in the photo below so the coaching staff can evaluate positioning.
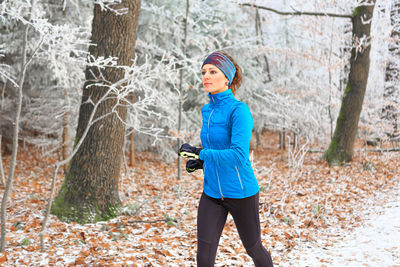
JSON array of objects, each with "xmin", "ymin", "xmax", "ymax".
[
  {"xmin": 245, "ymin": 239, "xmax": 273, "ymax": 267},
  {"xmin": 197, "ymin": 240, "xmax": 217, "ymax": 267}
]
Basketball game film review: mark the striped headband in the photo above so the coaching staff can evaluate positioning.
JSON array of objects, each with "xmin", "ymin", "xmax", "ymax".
[{"xmin": 202, "ymin": 52, "xmax": 236, "ymax": 86}]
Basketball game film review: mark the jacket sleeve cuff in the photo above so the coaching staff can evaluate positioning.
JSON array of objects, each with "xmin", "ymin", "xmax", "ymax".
[{"xmin": 199, "ymin": 149, "xmax": 207, "ymax": 161}]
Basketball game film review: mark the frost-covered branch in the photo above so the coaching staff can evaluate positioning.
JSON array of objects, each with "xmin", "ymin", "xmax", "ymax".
[
  {"xmin": 93, "ymin": 0, "xmax": 128, "ymax": 15},
  {"xmin": 240, "ymin": 3, "xmax": 353, "ymax": 19},
  {"xmin": 0, "ymin": 46, "xmax": 17, "ymax": 88}
]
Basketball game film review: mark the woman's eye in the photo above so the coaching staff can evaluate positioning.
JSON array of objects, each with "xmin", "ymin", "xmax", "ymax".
[
  {"xmin": 210, "ymin": 71, "xmax": 216, "ymax": 74},
  {"xmin": 201, "ymin": 71, "xmax": 206, "ymax": 76}
]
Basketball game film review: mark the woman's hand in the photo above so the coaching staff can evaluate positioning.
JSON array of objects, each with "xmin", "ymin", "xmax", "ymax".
[
  {"xmin": 179, "ymin": 143, "xmax": 202, "ymax": 159},
  {"xmin": 186, "ymin": 159, "xmax": 204, "ymax": 173}
]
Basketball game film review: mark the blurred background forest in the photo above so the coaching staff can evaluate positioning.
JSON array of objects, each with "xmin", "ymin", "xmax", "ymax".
[
  {"xmin": 1, "ymin": 0, "xmax": 398, "ymax": 163},
  {"xmin": 0, "ymin": 0, "xmax": 399, "ymax": 265}
]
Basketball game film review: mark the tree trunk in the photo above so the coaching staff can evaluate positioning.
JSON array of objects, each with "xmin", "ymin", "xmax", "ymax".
[
  {"xmin": 177, "ymin": 0, "xmax": 189, "ymax": 180},
  {"xmin": 382, "ymin": 0, "xmax": 400, "ymax": 137},
  {"xmin": 325, "ymin": 1, "xmax": 376, "ymax": 165},
  {"xmin": 1, "ymin": 0, "xmax": 32, "ymax": 250},
  {"xmin": 0, "ymin": 136, "xmax": 4, "ymax": 186},
  {"xmin": 255, "ymin": 8, "xmax": 272, "ymax": 83},
  {"xmin": 279, "ymin": 129, "xmax": 286, "ymax": 150},
  {"xmin": 51, "ymin": 0, "xmax": 141, "ymax": 224}
]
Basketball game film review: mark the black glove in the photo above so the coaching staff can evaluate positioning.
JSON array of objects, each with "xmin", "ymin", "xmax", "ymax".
[
  {"xmin": 186, "ymin": 159, "xmax": 204, "ymax": 173},
  {"xmin": 179, "ymin": 143, "xmax": 202, "ymax": 159}
]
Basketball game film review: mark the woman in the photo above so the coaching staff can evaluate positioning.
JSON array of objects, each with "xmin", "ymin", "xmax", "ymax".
[{"xmin": 179, "ymin": 51, "xmax": 274, "ymax": 267}]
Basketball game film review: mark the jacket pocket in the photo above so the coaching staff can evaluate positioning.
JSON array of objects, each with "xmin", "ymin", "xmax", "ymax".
[{"xmin": 235, "ymin": 166, "xmax": 245, "ymax": 193}]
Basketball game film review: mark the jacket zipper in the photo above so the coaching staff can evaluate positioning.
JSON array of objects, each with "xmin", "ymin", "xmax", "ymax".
[
  {"xmin": 207, "ymin": 109, "xmax": 214, "ymax": 146},
  {"xmin": 207, "ymin": 99, "xmax": 224, "ymax": 200},
  {"xmin": 216, "ymin": 168, "xmax": 223, "ymax": 200},
  {"xmin": 235, "ymin": 166, "xmax": 244, "ymax": 193}
]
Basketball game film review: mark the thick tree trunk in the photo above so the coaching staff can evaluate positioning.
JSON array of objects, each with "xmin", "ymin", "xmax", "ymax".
[
  {"xmin": 325, "ymin": 1, "xmax": 376, "ymax": 165},
  {"xmin": 51, "ymin": 0, "xmax": 141, "ymax": 224}
]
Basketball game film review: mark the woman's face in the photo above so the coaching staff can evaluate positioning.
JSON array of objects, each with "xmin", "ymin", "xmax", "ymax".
[{"xmin": 201, "ymin": 64, "xmax": 229, "ymax": 95}]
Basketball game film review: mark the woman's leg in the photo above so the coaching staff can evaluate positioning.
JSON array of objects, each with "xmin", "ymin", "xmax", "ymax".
[
  {"xmin": 197, "ymin": 193, "xmax": 228, "ymax": 267},
  {"xmin": 227, "ymin": 193, "xmax": 273, "ymax": 267}
]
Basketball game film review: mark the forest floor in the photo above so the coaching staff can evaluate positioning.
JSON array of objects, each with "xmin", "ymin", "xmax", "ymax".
[{"xmin": 0, "ymin": 131, "xmax": 399, "ymax": 266}]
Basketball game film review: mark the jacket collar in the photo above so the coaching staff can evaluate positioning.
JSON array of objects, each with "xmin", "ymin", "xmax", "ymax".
[{"xmin": 208, "ymin": 89, "xmax": 233, "ymax": 105}]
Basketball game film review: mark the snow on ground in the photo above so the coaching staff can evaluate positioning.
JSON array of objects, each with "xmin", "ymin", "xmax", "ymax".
[
  {"xmin": 286, "ymin": 187, "xmax": 400, "ymax": 267},
  {"xmin": 1, "ymin": 143, "xmax": 399, "ymax": 266}
]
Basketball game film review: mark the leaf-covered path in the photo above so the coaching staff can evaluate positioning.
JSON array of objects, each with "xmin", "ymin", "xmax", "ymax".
[
  {"xmin": 0, "ymin": 135, "xmax": 399, "ymax": 266},
  {"xmin": 287, "ymin": 186, "xmax": 400, "ymax": 266}
]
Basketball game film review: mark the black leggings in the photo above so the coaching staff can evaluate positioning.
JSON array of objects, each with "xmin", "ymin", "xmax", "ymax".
[{"xmin": 197, "ymin": 192, "xmax": 273, "ymax": 267}]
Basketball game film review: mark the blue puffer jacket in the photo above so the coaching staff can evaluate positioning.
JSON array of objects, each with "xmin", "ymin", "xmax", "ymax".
[{"xmin": 198, "ymin": 89, "xmax": 259, "ymax": 199}]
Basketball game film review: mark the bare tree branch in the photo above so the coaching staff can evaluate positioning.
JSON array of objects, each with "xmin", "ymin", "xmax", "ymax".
[{"xmin": 240, "ymin": 3, "xmax": 353, "ymax": 19}]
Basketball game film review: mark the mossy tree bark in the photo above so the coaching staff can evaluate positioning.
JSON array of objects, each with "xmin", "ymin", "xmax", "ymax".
[
  {"xmin": 325, "ymin": 1, "xmax": 376, "ymax": 166},
  {"xmin": 51, "ymin": 0, "xmax": 141, "ymax": 224}
]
